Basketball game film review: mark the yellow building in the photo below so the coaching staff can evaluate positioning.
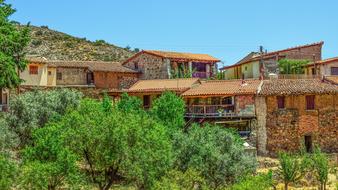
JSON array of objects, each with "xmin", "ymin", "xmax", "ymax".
[
  {"xmin": 221, "ymin": 42, "xmax": 323, "ymax": 79},
  {"xmin": 305, "ymin": 57, "xmax": 338, "ymax": 76}
]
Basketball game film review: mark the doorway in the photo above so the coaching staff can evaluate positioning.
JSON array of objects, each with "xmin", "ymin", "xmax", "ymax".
[{"xmin": 304, "ymin": 135, "xmax": 313, "ymax": 153}]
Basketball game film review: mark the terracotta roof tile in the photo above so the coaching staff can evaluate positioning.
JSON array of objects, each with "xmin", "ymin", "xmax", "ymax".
[
  {"xmin": 123, "ymin": 50, "xmax": 220, "ymax": 64},
  {"xmin": 45, "ymin": 60, "xmax": 138, "ymax": 73},
  {"xmin": 220, "ymin": 41, "xmax": 324, "ymax": 70},
  {"xmin": 305, "ymin": 57, "xmax": 338, "ymax": 67},
  {"xmin": 128, "ymin": 78, "xmax": 200, "ymax": 93},
  {"xmin": 182, "ymin": 79, "xmax": 262, "ymax": 97},
  {"xmin": 259, "ymin": 79, "xmax": 338, "ymax": 95},
  {"xmin": 324, "ymin": 76, "xmax": 338, "ymax": 85}
]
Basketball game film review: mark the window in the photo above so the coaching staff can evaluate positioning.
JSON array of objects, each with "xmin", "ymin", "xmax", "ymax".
[
  {"xmin": 331, "ymin": 67, "xmax": 338, "ymax": 75},
  {"xmin": 29, "ymin": 65, "xmax": 38, "ymax": 75},
  {"xmin": 311, "ymin": 68, "xmax": 315, "ymax": 75},
  {"xmin": 245, "ymin": 66, "xmax": 248, "ymax": 71},
  {"xmin": 306, "ymin": 95, "xmax": 315, "ymax": 110},
  {"xmin": 143, "ymin": 95, "xmax": 150, "ymax": 108},
  {"xmin": 222, "ymin": 97, "xmax": 233, "ymax": 105},
  {"xmin": 134, "ymin": 62, "xmax": 139, "ymax": 70},
  {"xmin": 277, "ymin": 96, "xmax": 285, "ymax": 109},
  {"xmin": 57, "ymin": 72, "xmax": 62, "ymax": 80},
  {"xmin": 48, "ymin": 71, "xmax": 52, "ymax": 75}
]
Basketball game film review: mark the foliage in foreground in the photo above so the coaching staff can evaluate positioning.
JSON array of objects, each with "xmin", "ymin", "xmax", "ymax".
[
  {"xmin": 6, "ymin": 89, "xmax": 82, "ymax": 147},
  {"xmin": 278, "ymin": 59, "xmax": 309, "ymax": 74},
  {"xmin": 0, "ymin": 0, "xmax": 30, "ymax": 89},
  {"xmin": 150, "ymin": 91, "xmax": 186, "ymax": 130},
  {"xmin": 229, "ymin": 171, "xmax": 274, "ymax": 190},
  {"xmin": 173, "ymin": 124, "xmax": 257, "ymax": 189},
  {"xmin": 152, "ymin": 168, "xmax": 208, "ymax": 190},
  {"xmin": 0, "ymin": 153, "xmax": 17, "ymax": 190},
  {"xmin": 60, "ymin": 99, "xmax": 173, "ymax": 190}
]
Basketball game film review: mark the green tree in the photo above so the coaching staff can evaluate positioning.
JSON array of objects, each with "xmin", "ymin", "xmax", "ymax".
[
  {"xmin": 0, "ymin": 0, "xmax": 30, "ymax": 89},
  {"xmin": 312, "ymin": 147, "xmax": 330, "ymax": 190},
  {"xmin": 116, "ymin": 92, "xmax": 142, "ymax": 113},
  {"xmin": 19, "ymin": 124, "xmax": 80, "ymax": 190},
  {"xmin": 7, "ymin": 89, "xmax": 82, "ymax": 147},
  {"xmin": 61, "ymin": 99, "xmax": 172, "ymax": 189},
  {"xmin": 277, "ymin": 152, "xmax": 306, "ymax": 190},
  {"xmin": 0, "ymin": 116, "xmax": 18, "ymax": 152},
  {"xmin": 152, "ymin": 168, "xmax": 208, "ymax": 190},
  {"xmin": 174, "ymin": 124, "xmax": 256, "ymax": 189},
  {"xmin": 101, "ymin": 93, "xmax": 112, "ymax": 113},
  {"xmin": 150, "ymin": 91, "xmax": 185, "ymax": 130},
  {"xmin": 278, "ymin": 59, "xmax": 309, "ymax": 74}
]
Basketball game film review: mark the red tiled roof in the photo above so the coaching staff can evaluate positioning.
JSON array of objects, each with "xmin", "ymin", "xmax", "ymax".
[
  {"xmin": 259, "ymin": 79, "xmax": 338, "ymax": 95},
  {"xmin": 128, "ymin": 78, "xmax": 200, "ymax": 93},
  {"xmin": 182, "ymin": 79, "xmax": 262, "ymax": 97},
  {"xmin": 305, "ymin": 57, "xmax": 338, "ymax": 67},
  {"xmin": 45, "ymin": 60, "xmax": 138, "ymax": 73},
  {"xmin": 123, "ymin": 50, "xmax": 220, "ymax": 64},
  {"xmin": 220, "ymin": 41, "xmax": 324, "ymax": 70}
]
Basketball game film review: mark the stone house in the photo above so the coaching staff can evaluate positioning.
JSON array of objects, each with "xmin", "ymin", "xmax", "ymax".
[
  {"xmin": 123, "ymin": 50, "xmax": 220, "ymax": 80},
  {"xmin": 256, "ymin": 79, "xmax": 338, "ymax": 156},
  {"xmin": 181, "ymin": 79, "xmax": 262, "ymax": 136},
  {"xmin": 126, "ymin": 78, "xmax": 200, "ymax": 108},
  {"xmin": 220, "ymin": 41, "xmax": 323, "ymax": 79},
  {"xmin": 21, "ymin": 59, "xmax": 139, "ymax": 90},
  {"xmin": 305, "ymin": 57, "xmax": 338, "ymax": 76}
]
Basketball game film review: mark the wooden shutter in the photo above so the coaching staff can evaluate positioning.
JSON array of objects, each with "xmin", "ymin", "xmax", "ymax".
[
  {"xmin": 29, "ymin": 65, "xmax": 38, "ymax": 75},
  {"xmin": 306, "ymin": 95, "xmax": 315, "ymax": 110},
  {"xmin": 277, "ymin": 96, "xmax": 285, "ymax": 109}
]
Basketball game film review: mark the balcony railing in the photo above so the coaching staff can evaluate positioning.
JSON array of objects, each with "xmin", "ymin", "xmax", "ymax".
[
  {"xmin": 185, "ymin": 104, "xmax": 255, "ymax": 118},
  {"xmin": 192, "ymin": 72, "xmax": 212, "ymax": 78}
]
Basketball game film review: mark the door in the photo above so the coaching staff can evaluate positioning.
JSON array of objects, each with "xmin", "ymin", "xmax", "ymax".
[
  {"xmin": 304, "ymin": 135, "xmax": 313, "ymax": 153},
  {"xmin": 87, "ymin": 72, "xmax": 94, "ymax": 84}
]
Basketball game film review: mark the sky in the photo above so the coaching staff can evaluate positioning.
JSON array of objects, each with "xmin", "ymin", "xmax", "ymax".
[{"xmin": 7, "ymin": 0, "xmax": 338, "ymax": 67}]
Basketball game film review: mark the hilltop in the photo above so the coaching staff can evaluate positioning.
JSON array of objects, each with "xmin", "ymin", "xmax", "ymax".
[{"xmin": 24, "ymin": 25, "xmax": 136, "ymax": 62}]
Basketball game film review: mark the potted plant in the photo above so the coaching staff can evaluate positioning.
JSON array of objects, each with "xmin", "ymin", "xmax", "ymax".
[{"xmin": 217, "ymin": 108, "xmax": 224, "ymax": 116}]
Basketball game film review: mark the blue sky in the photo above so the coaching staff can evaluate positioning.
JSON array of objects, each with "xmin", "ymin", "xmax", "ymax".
[{"xmin": 7, "ymin": 0, "xmax": 338, "ymax": 66}]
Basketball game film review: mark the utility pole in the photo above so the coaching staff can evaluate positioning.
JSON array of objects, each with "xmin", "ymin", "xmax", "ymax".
[{"xmin": 259, "ymin": 46, "xmax": 264, "ymax": 80}]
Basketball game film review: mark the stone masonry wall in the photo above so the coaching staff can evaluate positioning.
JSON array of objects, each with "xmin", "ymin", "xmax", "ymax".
[
  {"xmin": 265, "ymin": 94, "xmax": 337, "ymax": 156},
  {"xmin": 255, "ymin": 96, "xmax": 267, "ymax": 155},
  {"xmin": 93, "ymin": 71, "xmax": 138, "ymax": 89},
  {"xmin": 56, "ymin": 67, "xmax": 87, "ymax": 85},
  {"xmin": 235, "ymin": 95, "xmax": 255, "ymax": 114},
  {"xmin": 124, "ymin": 53, "xmax": 169, "ymax": 79}
]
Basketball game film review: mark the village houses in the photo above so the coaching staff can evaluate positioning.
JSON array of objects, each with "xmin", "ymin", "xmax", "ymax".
[{"xmin": 220, "ymin": 41, "xmax": 323, "ymax": 79}]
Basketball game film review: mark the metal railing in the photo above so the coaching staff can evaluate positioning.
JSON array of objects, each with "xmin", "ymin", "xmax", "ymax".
[
  {"xmin": 185, "ymin": 104, "xmax": 255, "ymax": 118},
  {"xmin": 192, "ymin": 72, "xmax": 213, "ymax": 78}
]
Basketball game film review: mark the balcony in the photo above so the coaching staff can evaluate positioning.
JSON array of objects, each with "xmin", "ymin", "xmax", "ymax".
[
  {"xmin": 185, "ymin": 104, "xmax": 255, "ymax": 118},
  {"xmin": 192, "ymin": 72, "xmax": 212, "ymax": 78}
]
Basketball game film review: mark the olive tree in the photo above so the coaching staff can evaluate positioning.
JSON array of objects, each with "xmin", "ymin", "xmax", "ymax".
[
  {"xmin": 174, "ymin": 124, "xmax": 256, "ymax": 189},
  {"xmin": 61, "ymin": 99, "xmax": 172, "ymax": 190}
]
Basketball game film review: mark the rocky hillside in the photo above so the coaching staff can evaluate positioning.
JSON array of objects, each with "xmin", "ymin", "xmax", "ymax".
[{"xmin": 24, "ymin": 25, "xmax": 135, "ymax": 62}]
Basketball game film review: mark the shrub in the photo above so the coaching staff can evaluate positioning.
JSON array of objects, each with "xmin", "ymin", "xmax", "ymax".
[
  {"xmin": 312, "ymin": 148, "xmax": 330, "ymax": 190},
  {"xmin": 174, "ymin": 124, "xmax": 257, "ymax": 189},
  {"xmin": 152, "ymin": 168, "xmax": 208, "ymax": 190},
  {"xmin": 116, "ymin": 92, "xmax": 142, "ymax": 113},
  {"xmin": 0, "ymin": 153, "xmax": 17, "ymax": 190},
  {"xmin": 229, "ymin": 171, "xmax": 274, "ymax": 190}
]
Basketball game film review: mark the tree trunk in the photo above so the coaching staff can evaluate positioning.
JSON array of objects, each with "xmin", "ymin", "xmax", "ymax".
[{"xmin": 284, "ymin": 182, "xmax": 288, "ymax": 190}]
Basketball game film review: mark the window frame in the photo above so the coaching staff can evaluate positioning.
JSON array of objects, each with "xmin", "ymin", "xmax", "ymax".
[
  {"xmin": 277, "ymin": 96, "xmax": 285, "ymax": 109},
  {"xmin": 29, "ymin": 65, "xmax": 39, "ymax": 75},
  {"xmin": 305, "ymin": 95, "xmax": 315, "ymax": 110},
  {"xmin": 56, "ymin": 72, "xmax": 62, "ymax": 80}
]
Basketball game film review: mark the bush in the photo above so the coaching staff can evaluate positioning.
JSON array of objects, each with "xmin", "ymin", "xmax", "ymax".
[
  {"xmin": 174, "ymin": 124, "xmax": 257, "ymax": 189},
  {"xmin": 31, "ymin": 39, "xmax": 42, "ymax": 46},
  {"xmin": 312, "ymin": 148, "xmax": 330, "ymax": 190},
  {"xmin": 116, "ymin": 92, "xmax": 142, "ymax": 113},
  {"xmin": 0, "ymin": 153, "xmax": 17, "ymax": 190},
  {"xmin": 229, "ymin": 171, "xmax": 274, "ymax": 190},
  {"xmin": 93, "ymin": 39, "xmax": 107, "ymax": 46},
  {"xmin": 152, "ymin": 168, "xmax": 208, "ymax": 190}
]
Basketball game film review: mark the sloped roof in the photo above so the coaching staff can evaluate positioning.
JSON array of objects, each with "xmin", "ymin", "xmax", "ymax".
[
  {"xmin": 128, "ymin": 78, "xmax": 200, "ymax": 93},
  {"xmin": 259, "ymin": 79, "xmax": 338, "ymax": 95},
  {"xmin": 305, "ymin": 57, "xmax": 338, "ymax": 67},
  {"xmin": 182, "ymin": 79, "xmax": 262, "ymax": 97},
  {"xmin": 123, "ymin": 50, "xmax": 220, "ymax": 64},
  {"xmin": 324, "ymin": 76, "xmax": 338, "ymax": 85},
  {"xmin": 45, "ymin": 60, "xmax": 138, "ymax": 73},
  {"xmin": 220, "ymin": 41, "xmax": 324, "ymax": 70}
]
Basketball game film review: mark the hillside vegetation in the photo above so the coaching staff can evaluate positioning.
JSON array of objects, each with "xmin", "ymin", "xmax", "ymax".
[{"xmin": 23, "ymin": 25, "xmax": 135, "ymax": 62}]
